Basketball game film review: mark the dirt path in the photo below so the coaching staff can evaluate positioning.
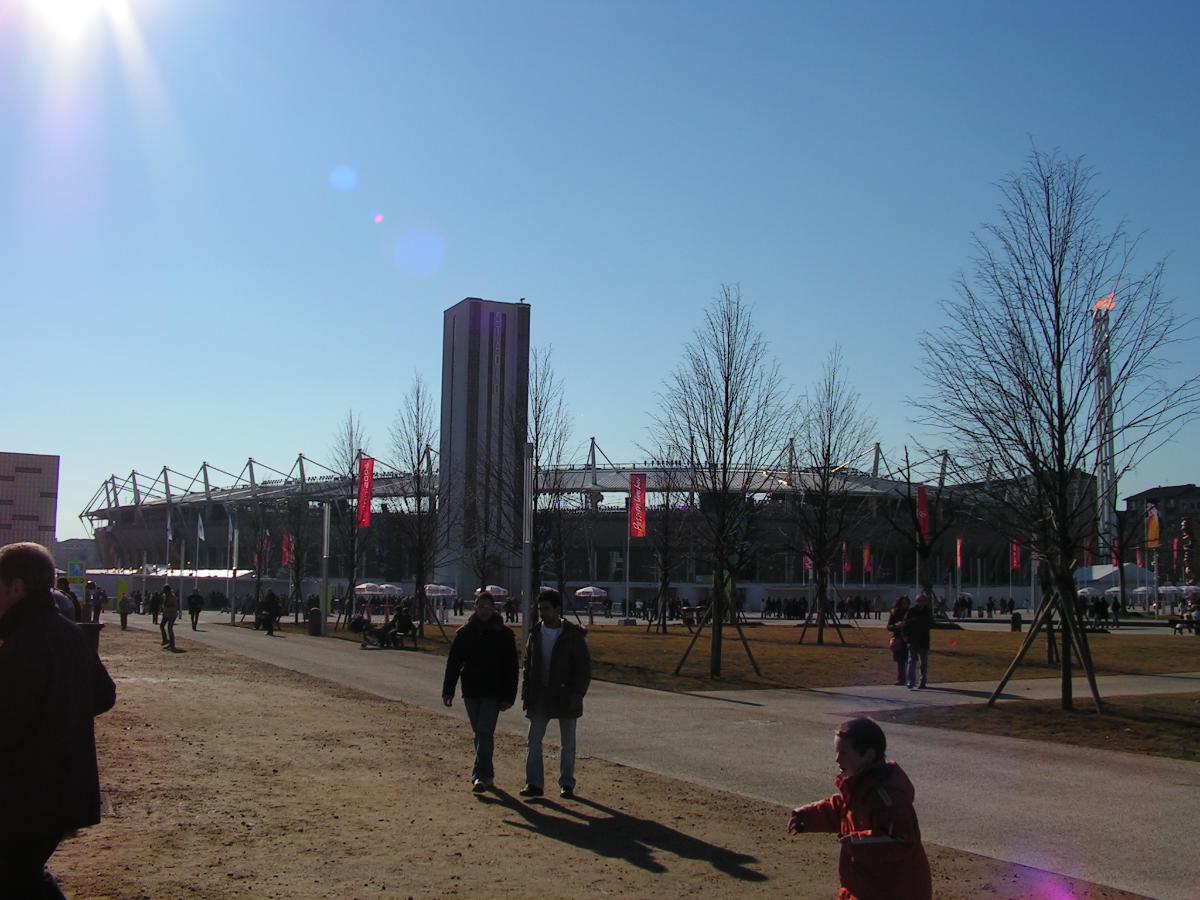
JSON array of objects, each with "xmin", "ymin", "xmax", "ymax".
[{"xmin": 52, "ymin": 627, "xmax": 1143, "ymax": 899}]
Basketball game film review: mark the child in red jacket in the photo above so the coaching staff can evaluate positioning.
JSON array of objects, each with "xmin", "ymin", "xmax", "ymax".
[{"xmin": 788, "ymin": 718, "xmax": 931, "ymax": 900}]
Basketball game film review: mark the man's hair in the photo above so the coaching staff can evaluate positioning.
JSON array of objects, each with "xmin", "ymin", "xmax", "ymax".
[
  {"xmin": 0, "ymin": 542, "xmax": 56, "ymax": 599},
  {"xmin": 538, "ymin": 588, "xmax": 562, "ymax": 609},
  {"xmin": 836, "ymin": 717, "xmax": 887, "ymax": 762},
  {"xmin": 475, "ymin": 591, "xmax": 493, "ymax": 603}
]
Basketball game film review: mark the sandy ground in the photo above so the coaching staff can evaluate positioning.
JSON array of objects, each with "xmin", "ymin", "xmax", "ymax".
[{"xmin": 50, "ymin": 627, "xmax": 1143, "ymax": 899}]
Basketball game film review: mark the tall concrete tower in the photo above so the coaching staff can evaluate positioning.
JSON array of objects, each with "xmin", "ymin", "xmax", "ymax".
[{"xmin": 438, "ymin": 298, "xmax": 530, "ymax": 595}]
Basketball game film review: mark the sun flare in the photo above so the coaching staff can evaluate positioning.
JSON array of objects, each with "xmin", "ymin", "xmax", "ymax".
[{"xmin": 25, "ymin": 0, "xmax": 130, "ymax": 44}]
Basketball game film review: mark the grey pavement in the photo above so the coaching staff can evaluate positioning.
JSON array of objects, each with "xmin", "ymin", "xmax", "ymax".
[{"xmin": 122, "ymin": 613, "xmax": 1198, "ymax": 899}]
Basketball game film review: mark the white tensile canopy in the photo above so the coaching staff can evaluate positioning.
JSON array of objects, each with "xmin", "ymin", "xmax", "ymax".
[
  {"xmin": 574, "ymin": 586, "xmax": 608, "ymax": 599},
  {"xmin": 475, "ymin": 584, "xmax": 508, "ymax": 598},
  {"xmin": 423, "ymin": 584, "xmax": 456, "ymax": 597}
]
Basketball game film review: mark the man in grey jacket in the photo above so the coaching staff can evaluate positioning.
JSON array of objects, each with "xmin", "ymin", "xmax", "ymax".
[{"xmin": 520, "ymin": 589, "xmax": 591, "ymax": 799}]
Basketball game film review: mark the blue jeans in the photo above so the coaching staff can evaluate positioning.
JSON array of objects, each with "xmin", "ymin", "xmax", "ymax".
[
  {"xmin": 526, "ymin": 707, "xmax": 578, "ymax": 790},
  {"xmin": 463, "ymin": 697, "xmax": 500, "ymax": 783},
  {"xmin": 906, "ymin": 648, "xmax": 928, "ymax": 687}
]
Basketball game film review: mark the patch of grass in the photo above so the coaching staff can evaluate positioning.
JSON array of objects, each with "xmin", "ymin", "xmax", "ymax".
[
  {"xmin": 224, "ymin": 617, "xmax": 1200, "ymax": 693},
  {"xmin": 873, "ymin": 692, "xmax": 1200, "ymax": 763}
]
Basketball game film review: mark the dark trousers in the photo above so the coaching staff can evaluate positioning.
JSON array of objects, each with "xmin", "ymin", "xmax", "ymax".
[
  {"xmin": 0, "ymin": 833, "xmax": 66, "ymax": 899},
  {"xmin": 463, "ymin": 697, "xmax": 500, "ymax": 783},
  {"xmin": 190, "ymin": 609, "xmax": 200, "ymax": 630},
  {"xmin": 120, "ymin": 612, "xmax": 129, "ymax": 630},
  {"xmin": 161, "ymin": 615, "xmax": 176, "ymax": 649}
]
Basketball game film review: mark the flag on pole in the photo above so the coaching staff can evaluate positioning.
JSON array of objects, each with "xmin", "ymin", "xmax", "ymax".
[
  {"xmin": 629, "ymin": 473, "xmax": 647, "ymax": 538},
  {"xmin": 1173, "ymin": 537, "xmax": 1180, "ymax": 568},
  {"xmin": 1146, "ymin": 502, "xmax": 1161, "ymax": 550},
  {"xmin": 956, "ymin": 536, "xmax": 963, "ymax": 571},
  {"xmin": 862, "ymin": 544, "xmax": 871, "ymax": 574},
  {"xmin": 166, "ymin": 512, "xmax": 173, "ymax": 543},
  {"xmin": 197, "ymin": 513, "xmax": 206, "ymax": 543},
  {"xmin": 802, "ymin": 544, "xmax": 812, "ymax": 572},
  {"xmin": 842, "ymin": 542, "xmax": 850, "ymax": 574},
  {"xmin": 357, "ymin": 457, "xmax": 376, "ymax": 529},
  {"xmin": 282, "ymin": 534, "xmax": 291, "ymax": 567},
  {"xmin": 915, "ymin": 485, "xmax": 931, "ymax": 543},
  {"xmin": 1111, "ymin": 538, "xmax": 1120, "ymax": 567},
  {"xmin": 1136, "ymin": 548, "xmax": 1145, "ymax": 568},
  {"xmin": 1010, "ymin": 538, "xmax": 1021, "ymax": 570}
]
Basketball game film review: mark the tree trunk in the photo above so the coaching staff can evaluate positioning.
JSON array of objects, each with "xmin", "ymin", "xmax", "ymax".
[{"xmin": 710, "ymin": 556, "xmax": 724, "ymax": 677}]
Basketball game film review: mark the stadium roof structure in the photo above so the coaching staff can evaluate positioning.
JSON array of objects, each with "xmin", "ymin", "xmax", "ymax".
[{"xmin": 79, "ymin": 440, "xmax": 929, "ymax": 533}]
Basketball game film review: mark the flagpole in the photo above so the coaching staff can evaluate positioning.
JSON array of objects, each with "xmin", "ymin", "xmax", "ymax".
[{"xmin": 230, "ymin": 521, "xmax": 239, "ymax": 626}]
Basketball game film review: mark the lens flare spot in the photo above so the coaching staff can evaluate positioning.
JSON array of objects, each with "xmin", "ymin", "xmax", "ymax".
[
  {"xmin": 328, "ymin": 164, "xmax": 358, "ymax": 192},
  {"xmin": 373, "ymin": 213, "xmax": 384, "ymax": 224},
  {"xmin": 392, "ymin": 229, "xmax": 445, "ymax": 278}
]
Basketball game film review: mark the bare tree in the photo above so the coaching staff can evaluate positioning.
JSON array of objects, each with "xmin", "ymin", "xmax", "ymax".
[
  {"xmin": 329, "ymin": 410, "xmax": 371, "ymax": 623},
  {"xmin": 390, "ymin": 374, "xmax": 447, "ymax": 638},
  {"xmin": 788, "ymin": 347, "xmax": 877, "ymax": 645},
  {"xmin": 528, "ymin": 346, "xmax": 578, "ymax": 600},
  {"xmin": 652, "ymin": 285, "xmax": 793, "ymax": 677},
  {"xmin": 643, "ymin": 459, "xmax": 692, "ymax": 633},
  {"xmin": 916, "ymin": 147, "xmax": 1200, "ymax": 710}
]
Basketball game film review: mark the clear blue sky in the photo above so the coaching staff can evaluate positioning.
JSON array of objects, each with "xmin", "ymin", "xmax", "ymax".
[{"xmin": 2, "ymin": 0, "xmax": 1197, "ymax": 540}]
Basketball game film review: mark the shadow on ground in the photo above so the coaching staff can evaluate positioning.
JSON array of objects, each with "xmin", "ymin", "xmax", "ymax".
[{"xmin": 478, "ymin": 788, "xmax": 766, "ymax": 881}]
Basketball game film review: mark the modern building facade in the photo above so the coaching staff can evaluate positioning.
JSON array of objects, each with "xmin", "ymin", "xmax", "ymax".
[
  {"xmin": 437, "ymin": 297, "xmax": 531, "ymax": 594},
  {"xmin": 0, "ymin": 451, "xmax": 60, "ymax": 548}
]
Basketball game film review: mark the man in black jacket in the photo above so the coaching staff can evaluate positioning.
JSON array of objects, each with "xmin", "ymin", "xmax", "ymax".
[
  {"xmin": 520, "ymin": 589, "xmax": 591, "ymax": 799},
  {"xmin": 0, "ymin": 542, "xmax": 117, "ymax": 897},
  {"xmin": 442, "ymin": 591, "xmax": 519, "ymax": 793},
  {"xmin": 902, "ymin": 591, "xmax": 934, "ymax": 690}
]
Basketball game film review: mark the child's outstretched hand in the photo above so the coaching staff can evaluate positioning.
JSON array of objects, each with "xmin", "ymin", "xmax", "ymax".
[{"xmin": 787, "ymin": 808, "xmax": 805, "ymax": 835}]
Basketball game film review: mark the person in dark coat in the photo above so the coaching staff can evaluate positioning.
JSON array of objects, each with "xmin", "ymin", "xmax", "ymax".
[
  {"xmin": 441, "ymin": 592, "xmax": 519, "ymax": 792},
  {"xmin": 520, "ymin": 589, "xmax": 591, "ymax": 799},
  {"xmin": 262, "ymin": 591, "xmax": 281, "ymax": 636},
  {"xmin": 160, "ymin": 585, "xmax": 179, "ymax": 650},
  {"xmin": 187, "ymin": 588, "xmax": 204, "ymax": 630},
  {"xmin": 0, "ymin": 542, "xmax": 117, "ymax": 897},
  {"xmin": 901, "ymin": 592, "xmax": 934, "ymax": 690},
  {"xmin": 885, "ymin": 596, "xmax": 910, "ymax": 686}
]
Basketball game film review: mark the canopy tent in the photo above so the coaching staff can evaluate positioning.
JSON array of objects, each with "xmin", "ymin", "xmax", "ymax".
[
  {"xmin": 354, "ymin": 582, "xmax": 384, "ymax": 596},
  {"xmin": 574, "ymin": 586, "xmax": 608, "ymax": 599},
  {"xmin": 1076, "ymin": 586, "xmax": 1104, "ymax": 598},
  {"xmin": 423, "ymin": 584, "xmax": 456, "ymax": 598},
  {"xmin": 475, "ymin": 584, "xmax": 508, "ymax": 598}
]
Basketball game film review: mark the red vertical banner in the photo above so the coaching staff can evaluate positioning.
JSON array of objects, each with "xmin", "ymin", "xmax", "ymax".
[
  {"xmin": 357, "ymin": 457, "xmax": 375, "ymax": 529},
  {"xmin": 1010, "ymin": 538, "xmax": 1021, "ymax": 570},
  {"xmin": 629, "ymin": 473, "xmax": 647, "ymax": 538},
  {"xmin": 915, "ymin": 485, "xmax": 931, "ymax": 543},
  {"xmin": 1084, "ymin": 536, "xmax": 1093, "ymax": 567},
  {"xmin": 1111, "ymin": 538, "xmax": 1120, "ymax": 567},
  {"xmin": 1173, "ymin": 537, "xmax": 1180, "ymax": 568},
  {"xmin": 802, "ymin": 544, "xmax": 812, "ymax": 572},
  {"xmin": 862, "ymin": 543, "xmax": 871, "ymax": 573},
  {"xmin": 282, "ymin": 534, "xmax": 292, "ymax": 567},
  {"xmin": 955, "ymin": 536, "xmax": 963, "ymax": 571},
  {"xmin": 1136, "ymin": 548, "xmax": 1145, "ymax": 568},
  {"xmin": 842, "ymin": 542, "xmax": 850, "ymax": 574}
]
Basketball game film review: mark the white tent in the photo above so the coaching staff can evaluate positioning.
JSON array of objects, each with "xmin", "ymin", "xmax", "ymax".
[
  {"xmin": 1077, "ymin": 586, "xmax": 1103, "ymax": 598},
  {"xmin": 355, "ymin": 582, "xmax": 384, "ymax": 595},
  {"xmin": 475, "ymin": 584, "xmax": 508, "ymax": 598},
  {"xmin": 424, "ymin": 584, "xmax": 456, "ymax": 597},
  {"xmin": 574, "ymin": 586, "xmax": 608, "ymax": 599}
]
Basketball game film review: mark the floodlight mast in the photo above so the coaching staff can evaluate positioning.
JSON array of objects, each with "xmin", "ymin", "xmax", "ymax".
[{"xmin": 1092, "ymin": 292, "xmax": 1118, "ymax": 566}]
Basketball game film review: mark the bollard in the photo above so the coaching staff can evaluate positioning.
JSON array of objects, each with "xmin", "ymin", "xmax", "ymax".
[
  {"xmin": 307, "ymin": 607, "xmax": 322, "ymax": 636},
  {"xmin": 1010, "ymin": 611, "xmax": 1022, "ymax": 632}
]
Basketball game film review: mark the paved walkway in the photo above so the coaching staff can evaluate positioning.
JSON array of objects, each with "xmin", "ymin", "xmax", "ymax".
[{"xmin": 126, "ymin": 615, "xmax": 1198, "ymax": 899}]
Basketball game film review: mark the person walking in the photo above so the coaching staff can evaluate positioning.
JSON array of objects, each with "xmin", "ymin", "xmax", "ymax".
[
  {"xmin": 160, "ymin": 585, "xmax": 178, "ymax": 650},
  {"xmin": 520, "ymin": 589, "xmax": 591, "ymax": 799},
  {"xmin": 441, "ymin": 591, "xmax": 519, "ymax": 792},
  {"xmin": 187, "ymin": 588, "xmax": 204, "ymax": 630},
  {"xmin": 262, "ymin": 590, "xmax": 281, "ymax": 636},
  {"xmin": 886, "ymin": 596, "xmax": 910, "ymax": 686},
  {"xmin": 902, "ymin": 592, "xmax": 934, "ymax": 690},
  {"xmin": 0, "ymin": 542, "xmax": 117, "ymax": 897},
  {"xmin": 117, "ymin": 590, "xmax": 130, "ymax": 630}
]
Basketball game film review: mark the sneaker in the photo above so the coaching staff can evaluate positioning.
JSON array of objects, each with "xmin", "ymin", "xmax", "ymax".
[
  {"xmin": 518, "ymin": 785, "xmax": 543, "ymax": 798},
  {"xmin": 559, "ymin": 786, "xmax": 575, "ymax": 799},
  {"xmin": 471, "ymin": 780, "xmax": 487, "ymax": 794},
  {"xmin": 918, "ymin": 682, "xmax": 927, "ymax": 690}
]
